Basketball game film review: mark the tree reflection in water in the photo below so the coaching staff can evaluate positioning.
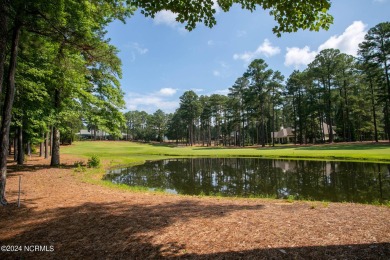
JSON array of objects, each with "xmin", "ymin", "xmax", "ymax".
[{"xmin": 105, "ymin": 158, "xmax": 390, "ymax": 203}]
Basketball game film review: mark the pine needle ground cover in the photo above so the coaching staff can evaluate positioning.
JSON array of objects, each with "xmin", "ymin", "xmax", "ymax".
[
  {"xmin": 0, "ymin": 154, "xmax": 389, "ymax": 259},
  {"xmin": 1, "ymin": 142, "xmax": 389, "ymax": 258}
]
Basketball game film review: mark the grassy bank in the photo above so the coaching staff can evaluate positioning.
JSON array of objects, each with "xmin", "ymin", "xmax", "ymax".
[
  {"xmin": 61, "ymin": 141, "xmax": 390, "ymax": 205},
  {"xmin": 62, "ymin": 141, "xmax": 390, "ymax": 166}
]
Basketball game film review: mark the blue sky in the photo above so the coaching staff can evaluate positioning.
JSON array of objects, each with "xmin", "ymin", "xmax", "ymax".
[{"xmin": 106, "ymin": 0, "xmax": 390, "ymax": 113}]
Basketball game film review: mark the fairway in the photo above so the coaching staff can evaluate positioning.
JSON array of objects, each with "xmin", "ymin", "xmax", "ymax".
[{"xmin": 62, "ymin": 141, "xmax": 390, "ymax": 165}]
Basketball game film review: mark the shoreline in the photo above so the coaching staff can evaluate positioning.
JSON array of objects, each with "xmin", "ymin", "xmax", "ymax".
[{"xmin": 1, "ymin": 154, "xmax": 389, "ymax": 259}]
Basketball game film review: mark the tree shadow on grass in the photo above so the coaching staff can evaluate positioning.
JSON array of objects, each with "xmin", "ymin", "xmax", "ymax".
[
  {"xmin": 1, "ymin": 200, "xmax": 388, "ymax": 259},
  {"xmin": 6, "ymin": 161, "xmax": 82, "ymax": 176}
]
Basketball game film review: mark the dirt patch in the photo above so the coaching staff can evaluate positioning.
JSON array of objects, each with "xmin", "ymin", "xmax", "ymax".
[{"xmin": 1, "ymin": 155, "xmax": 389, "ymax": 259}]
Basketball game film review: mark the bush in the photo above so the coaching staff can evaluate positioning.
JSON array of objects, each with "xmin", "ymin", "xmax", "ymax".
[
  {"xmin": 73, "ymin": 161, "xmax": 86, "ymax": 172},
  {"xmin": 73, "ymin": 161, "xmax": 85, "ymax": 167},
  {"xmin": 87, "ymin": 155, "xmax": 101, "ymax": 168}
]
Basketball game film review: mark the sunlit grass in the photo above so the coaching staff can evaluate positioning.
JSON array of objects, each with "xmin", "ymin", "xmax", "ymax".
[
  {"xmin": 63, "ymin": 141, "xmax": 390, "ymax": 206},
  {"xmin": 62, "ymin": 141, "xmax": 390, "ymax": 165}
]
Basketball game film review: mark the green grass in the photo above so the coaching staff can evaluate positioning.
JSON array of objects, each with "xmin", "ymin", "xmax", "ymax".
[
  {"xmin": 62, "ymin": 141, "xmax": 390, "ymax": 206},
  {"xmin": 62, "ymin": 141, "xmax": 390, "ymax": 165}
]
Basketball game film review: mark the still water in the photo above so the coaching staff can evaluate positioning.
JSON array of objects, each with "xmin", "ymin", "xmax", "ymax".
[{"xmin": 105, "ymin": 158, "xmax": 390, "ymax": 203}]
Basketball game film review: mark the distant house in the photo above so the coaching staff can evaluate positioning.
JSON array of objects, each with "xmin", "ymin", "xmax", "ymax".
[
  {"xmin": 271, "ymin": 127, "xmax": 295, "ymax": 144},
  {"xmin": 77, "ymin": 129, "xmax": 110, "ymax": 140},
  {"xmin": 271, "ymin": 123, "xmax": 336, "ymax": 144},
  {"xmin": 76, "ymin": 129, "xmax": 127, "ymax": 140},
  {"xmin": 321, "ymin": 122, "xmax": 337, "ymax": 141}
]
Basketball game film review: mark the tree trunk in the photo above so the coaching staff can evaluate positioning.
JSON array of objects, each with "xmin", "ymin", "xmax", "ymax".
[
  {"xmin": 343, "ymin": 80, "xmax": 351, "ymax": 142},
  {"xmin": 45, "ymin": 131, "xmax": 49, "ymax": 159},
  {"xmin": 241, "ymin": 112, "xmax": 245, "ymax": 147},
  {"xmin": 208, "ymin": 122, "xmax": 211, "ymax": 146},
  {"xmin": 292, "ymin": 96, "xmax": 297, "ymax": 144},
  {"xmin": 0, "ymin": 0, "xmax": 8, "ymax": 95},
  {"xmin": 40, "ymin": 132, "xmax": 44, "ymax": 157},
  {"xmin": 14, "ymin": 134, "xmax": 18, "ymax": 162},
  {"xmin": 8, "ymin": 137, "xmax": 12, "ymax": 156},
  {"xmin": 369, "ymin": 76, "xmax": 379, "ymax": 142},
  {"xmin": 50, "ymin": 126, "xmax": 53, "ymax": 156},
  {"xmin": 272, "ymin": 101, "xmax": 275, "ymax": 147},
  {"xmin": 51, "ymin": 127, "xmax": 60, "ymax": 166},
  {"xmin": 384, "ymin": 62, "xmax": 390, "ymax": 142},
  {"xmin": 17, "ymin": 126, "xmax": 24, "ymax": 165},
  {"xmin": 327, "ymin": 77, "xmax": 334, "ymax": 143},
  {"xmin": 0, "ymin": 21, "xmax": 21, "ymax": 205},
  {"xmin": 27, "ymin": 142, "xmax": 31, "ymax": 156},
  {"xmin": 384, "ymin": 102, "xmax": 390, "ymax": 141},
  {"xmin": 51, "ymin": 88, "xmax": 61, "ymax": 166},
  {"xmin": 260, "ymin": 103, "xmax": 265, "ymax": 147}
]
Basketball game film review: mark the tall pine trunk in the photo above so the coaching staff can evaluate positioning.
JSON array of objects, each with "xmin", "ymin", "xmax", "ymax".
[
  {"xmin": 40, "ymin": 132, "xmax": 44, "ymax": 157},
  {"xmin": 51, "ymin": 89, "xmax": 61, "ymax": 166},
  {"xmin": 45, "ymin": 131, "xmax": 49, "ymax": 159},
  {"xmin": 369, "ymin": 76, "xmax": 379, "ymax": 142},
  {"xmin": 8, "ymin": 137, "xmax": 12, "ymax": 156},
  {"xmin": 51, "ymin": 128, "xmax": 60, "ymax": 166},
  {"xmin": 13, "ymin": 134, "xmax": 18, "ymax": 161},
  {"xmin": 327, "ymin": 76, "xmax": 334, "ymax": 143},
  {"xmin": 17, "ymin": 125, "xmax": 24, "ymax": 165},
  {"xmin": 0, "ymin": 21, "xmax": 21, "ymax": 205},
  {"xmin": 383, "ymin": 60, "xmax": 390, "ymax": 142},
  {"xmin": 0, "ymin": 1, "xmax": 7, "ymax": 95}
]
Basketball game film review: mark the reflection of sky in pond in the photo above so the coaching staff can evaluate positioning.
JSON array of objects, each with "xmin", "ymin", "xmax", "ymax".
[
  {"xmin": 105, "ymin": 158, "xmax": 390, "ymax": 203},
  {"xmin": 149, "ymin": 188, "xmax": 177, "ymax": 195}
]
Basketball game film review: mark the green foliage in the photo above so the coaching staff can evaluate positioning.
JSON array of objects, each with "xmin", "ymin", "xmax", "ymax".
[
  {"xmin": 134, "ymin": 0, "xmax": 333, "ymax": 36},
  {"xmin": 87, "ymin": 155, "xmax": 101, "ymax": 168},
  {"xmin": 73, "ymin": 160, "xmax": 85, "ymax": 167},
  {"xmin": 74, "ymin": 164, "xmax": 87, "ymax": 173},
  {"xmin": 286, "ymin": 195, "xmax": 295, "ymax": 203}
]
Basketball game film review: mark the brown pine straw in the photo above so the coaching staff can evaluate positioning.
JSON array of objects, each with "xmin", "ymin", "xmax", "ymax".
[{"xmin": 0, "ymin": 154, "xmax": 389, "ymax": 259}]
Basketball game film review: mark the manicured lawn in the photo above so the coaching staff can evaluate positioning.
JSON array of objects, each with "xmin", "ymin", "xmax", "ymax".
[{"xmin": 62, "ymin": 141, "xmax": 390, "ymax": 165}]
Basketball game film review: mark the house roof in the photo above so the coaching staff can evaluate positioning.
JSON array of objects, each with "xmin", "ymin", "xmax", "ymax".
[
  {"xmin": 322, "ymin": 122, "xmax": 336, "ymax": 135},
  {"xmin": 77, "ymin": 129, "xmax": 109, "ymax": 136},
  {"xmin": 271, "ymin": 123, "xmax": 336, "ymax": 139},
  {"xmin": 271, "ymin": 127, "xmax": 294, "ymax": 138}
]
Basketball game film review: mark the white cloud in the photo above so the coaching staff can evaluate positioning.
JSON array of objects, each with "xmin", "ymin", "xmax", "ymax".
[
  {"xmin": 125, "ymin": 91, "xmax": 179, "ymax": 113},
  {"xmin": 158, "ymin": 87, "xmax": 177, "ymax": 96},
  {"xmin": 233, "ymin": 39, "xmax": 281, "ymax": 63},
  {"xmin": 212, "ymin": 61, "xmax": 231, "ymax": 78},
  {"xmin": 257, "ymin": 39, "xmax": 281, "ymax": 57},
  {"xmin": 219, "ymin": 61, "xmax": 228, "ymax": 68},
  {"xmin": 212, "ymin": 0, "xmax": 222, "ymax": 13},
  {"xmin": 152, "ymin": 10, "xmax": 188, "ymax": 33},
  {"xmin": 125, "ymin": 42, "xmax": 148, "ymax": 62},
  {"xmin": 284, "ymin": 46, "xmax": 317, "ymax": 68},
  {"xmin": 152, "ymin": 1, "xmax": 219, "ymax": 32},
  {"xmin": 192, "ymin": 88, "xmax": 204, "ymax": 93},
  {"xmin": 130, "ymin": 42, "xmax": 148, "ymax": 55},
  {"xmin": 214, "ymin": 89, "xmax": 229, "ymax": 95},
  {"xmin": 284, "ymin": 21, "xmax": 368, "ymax": 68},
  {"xmin": 318, "ymin": 21, "xmax": 367, "ymax": 56},
  {"xmin": 153, "ymin": 10, "xmax": 178, "ymax": 27}
]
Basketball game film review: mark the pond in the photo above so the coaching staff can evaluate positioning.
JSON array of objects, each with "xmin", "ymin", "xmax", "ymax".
[{"xmin": 105, "ymin": 158, "xmax": 390, "ymax": 204}]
